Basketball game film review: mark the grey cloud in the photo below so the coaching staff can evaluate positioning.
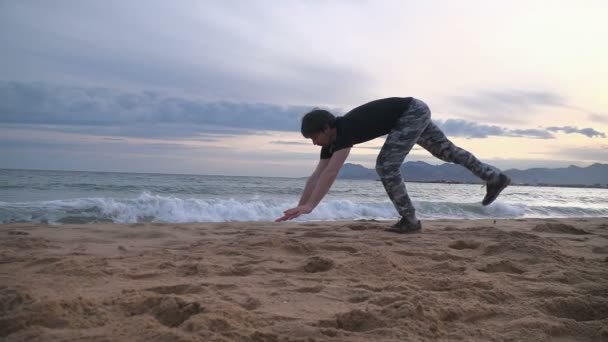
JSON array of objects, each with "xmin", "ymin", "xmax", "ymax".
[
  {"xmin": 452, "ymin": 89, "xmax": 606, "ymax": 128},
  {"xmin": 2, "ymin": 82, "xmax": 602, "ymax": 143},
  {"xmin": 0, "ymin": 82, "xmax": 310, "ymax": 138},
  {"xmin": 0, "ymin": 2, "xmax": 372, "ymax": 105},
  {"xmin": 0, "ymin": 137, "xmax": 203, "ymax": 152},
  {"xmin": 508, "ymin": 129, "xmax": 554, "ymax": 139},
  {"xmin": 436, "ymin": 119, "xmax": 606, "ymax": 139},
  {"xmin": 450, "ymin": 90, "xmax": 570, "ymax": 124},
  {"xmin": 436, "ymin": 119, "xmax": 505, "ymax": 138},
  {"xmin": 0, "ymin": 136, "xmax": 318, "ymax": 163},
  {"xmin": 435, "ymin": 119, "xmax": 553, "ymax": 139},
  {"xmin": 546, "ymin": 126, "xmax": 606, "ymax": 138},
  {"xmin": 453, "ymin": 90, "xmax": 566, "ymax": 113},
  {"xmin": 0, "ymin": 123, "xmax": 231, "ymax": 141},
  {"xmin": 435, "ymin": 119, "xmax": 603, "ymax": 140}
]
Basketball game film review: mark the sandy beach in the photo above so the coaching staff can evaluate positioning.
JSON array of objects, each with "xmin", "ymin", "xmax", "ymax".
[{"xmin": 1, "ymin": 218, "xmax": 607, "ymax": 341}]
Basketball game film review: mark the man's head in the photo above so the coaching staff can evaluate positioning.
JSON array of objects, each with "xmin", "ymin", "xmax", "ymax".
[{"xmin": 301, "ymin": 108, "xmax": 336, "ymax": 146}]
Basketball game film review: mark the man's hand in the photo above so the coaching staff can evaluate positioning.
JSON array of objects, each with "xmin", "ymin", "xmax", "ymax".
[{"xmin": 275, "ymin": 204, "xmax": 313, "ymax": 222}]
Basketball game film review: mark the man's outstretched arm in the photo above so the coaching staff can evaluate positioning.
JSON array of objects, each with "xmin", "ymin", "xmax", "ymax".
[
  {"xmin": 298, "ymin": 158, "xmax": 330, "ymax": 206},
  {"xmin": 276, "ymin": 148, "xmax": 350, "ymax": 222}
]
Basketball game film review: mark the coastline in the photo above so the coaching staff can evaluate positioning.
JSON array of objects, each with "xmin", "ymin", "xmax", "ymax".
[{"xmin": 1, "ymin": 218, "xmax": 607, "ymax": 341}]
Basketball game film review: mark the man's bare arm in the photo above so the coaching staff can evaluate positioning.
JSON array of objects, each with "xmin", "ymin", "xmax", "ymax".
[
  {"xmin": 298, "ymin": 159, "xmax": 330, "ymax": 205},
  {"xmin": 276, "ymin": 148, "xmax": 350, "ymax": 222},
  {"xmin": 303, "ymin": 148, "xmax": 351, "ymax": 209}
]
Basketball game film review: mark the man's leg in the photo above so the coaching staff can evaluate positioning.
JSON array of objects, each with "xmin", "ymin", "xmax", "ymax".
[
  {"xmin": 416, "ymin": 122, "xmax": 500, "ymax": 182},
  {"xmin": 376, "ymin": 99, "xmax": 431, "ymax": 222},
  {"xmin": 417, "ymin": 121, "xmax": 510, "ymax": 205}
]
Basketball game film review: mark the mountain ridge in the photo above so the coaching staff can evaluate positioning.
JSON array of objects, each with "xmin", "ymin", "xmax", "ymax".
[{"xmin": 338, "ymin": 162, "xmax": 608, "ymax": 187}]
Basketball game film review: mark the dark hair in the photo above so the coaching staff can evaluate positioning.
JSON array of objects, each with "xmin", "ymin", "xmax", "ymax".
[{"xmin": 300, "ymin": 108, "xmax": 336, "ymax": 138}]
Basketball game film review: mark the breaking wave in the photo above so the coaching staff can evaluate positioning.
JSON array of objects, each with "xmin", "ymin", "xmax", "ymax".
[{"xmin": 1, "ymin": 191, "xmax": 606, "ymax": 224}]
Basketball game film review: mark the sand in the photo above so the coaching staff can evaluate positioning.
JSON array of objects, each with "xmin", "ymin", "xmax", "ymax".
[{"xmin": 1, "ymin": 218, "xmax": 607, "ymax": 341}]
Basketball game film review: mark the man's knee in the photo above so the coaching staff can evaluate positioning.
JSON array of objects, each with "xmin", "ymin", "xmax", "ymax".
[
  {"xmin": 375, "ymin": 163, "xmax": 400, "ymax": 179},
  {"xmin": 375, "ymin": 154, "xmax": 385, "ymax": 175},
  {"xmin": 375, "ymin": 168, "xmax": 385, "ymax": 181}
]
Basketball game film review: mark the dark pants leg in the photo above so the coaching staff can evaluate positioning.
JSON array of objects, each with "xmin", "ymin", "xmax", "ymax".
[
  {"xmin": 416, "ymin": 122, "xmax": 500, "ymax": 182},
  {"xmin": 376, "ymin": 99, "xmax": 431, "ymax": 219},
  {"xmin": 376, "ymin": 98, "xmax": 501, "ymax": 219}
]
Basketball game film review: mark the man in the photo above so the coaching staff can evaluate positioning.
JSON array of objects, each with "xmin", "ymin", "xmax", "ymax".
[{"xmin": 275, "ymin": 97, "xmax": 510, "ymax": 233}]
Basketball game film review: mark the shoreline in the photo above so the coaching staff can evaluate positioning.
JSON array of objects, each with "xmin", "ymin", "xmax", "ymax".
[
  {"xmin": 1, "ymin": 218, "xmax": 607, "ymax": 341},
  {"xmin": 5, "ymin": 216, "xmax": 608, "ymax": 226},
  {"xmin": 4, "ymin": 167, "xmax": 608, "ymax": 189}
]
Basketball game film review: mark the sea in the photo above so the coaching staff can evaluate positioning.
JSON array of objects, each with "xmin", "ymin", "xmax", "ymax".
[{"xmin": 1, "ymin": 169, "xmax": 607, "ymax": 224}]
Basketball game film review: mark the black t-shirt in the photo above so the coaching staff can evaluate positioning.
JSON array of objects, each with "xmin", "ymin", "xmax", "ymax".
[{"xmin": 320, "ymin": 97, "xmax": 413, "ymax": 159}]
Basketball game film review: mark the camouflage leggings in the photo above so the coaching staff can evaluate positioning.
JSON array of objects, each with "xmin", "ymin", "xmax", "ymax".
[{"xmin": 375, "ymin": 98, "xmax": 500, "ymax": 219}]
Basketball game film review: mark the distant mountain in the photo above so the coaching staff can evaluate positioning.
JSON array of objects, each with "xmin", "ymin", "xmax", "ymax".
[
  {"xmin": 338, "ymin": 162, "xmax": 608, "ymax": 187},
  {"xmin": 337, "ymin": 163, "xmax": 377, "ymax": 179}
]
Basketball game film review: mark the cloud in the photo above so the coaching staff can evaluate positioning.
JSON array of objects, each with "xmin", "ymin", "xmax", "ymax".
[
  {"xmin": 435, "ymin": 119, "xmax": 553, "ymax": 139},
  {"xmin": 508, "ymin": 129, "xmax": 554, "ymax": 139},
  {"xmin": 436, "ymin": 119, "xmax": 505, "ymax": 138},
  {"xmin": 435, "ymin": 120, "xmax": 604, "ymax": 140},
  {"xmin": 0, "ymin": 82, "xmax": 311, "ymax": 138},
  {"xmin": 2, "ymin": 81, "xmax": 603, "ymax": 146},
  {"xmin": 452, "ymin": 89, "xmax": 567, "ymax": 118},
  {"xmin": 451, "ymin": 89, "xmax": 606, "ymax": 128},
  {"xmin": 546, "ymin": 126, "xmax": 606, "ymax": 138},
  {"xmin": 0, "ymin": 2, "xmax": 373, "ymax": 105}
]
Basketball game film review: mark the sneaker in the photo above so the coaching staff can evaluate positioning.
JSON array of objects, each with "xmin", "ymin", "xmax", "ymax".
[
  {"xmin": 385, "ymin": 217, "xmax": 422, "ymax": 234},
  {"xmin": 482, "ymin": 173, "xmax": 511, "ymax": 206}
]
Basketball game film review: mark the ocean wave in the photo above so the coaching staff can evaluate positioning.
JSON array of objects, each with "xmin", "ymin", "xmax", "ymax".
[{"xmin": 1, "ymin": 191, "xmax": 607, "ymax": 224}]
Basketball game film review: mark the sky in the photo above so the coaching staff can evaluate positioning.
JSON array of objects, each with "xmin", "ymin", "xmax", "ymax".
[{"xmin": 0, "ymin": 0, "xmax": 607, "ymax": 177}]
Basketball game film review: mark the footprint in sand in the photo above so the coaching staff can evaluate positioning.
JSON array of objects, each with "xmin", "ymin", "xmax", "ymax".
[
  {"xmin": 146, "ymin": 284, "xmax": 204, "ymax": 295},
  {"xmin": 369, "ymin": 295, "xmax": 407, "ymax": 306},
  {"xmin": 448, "ymin": 240, "xmax": 481, "ymax": 250},
  {"xmin": 478, "ymin": 260, "xmax": 525, "ymax": 274},
  {"xmin": 0, "ymin": 287, "xmax": 34, "ymax": 312},
  {"xmin": 302, "ymin": 256, "xmax": 334, "ymax": 273},
  {"xmin": 177, "ymin": 263, "xmax": 208, "ymax": 276},
  {"xmin": 532, "ymin": 223, "xmax": 589, "ymax": 235},
  {"xmin": 318, "ymin": 309, "xmax": 385, "ymax": 332},
  {"xmin": 25, "ymin": 257, "xmax": 61, "ymax": 267},
  {"xmin": 11, "ymin": 237, "xmax": 55, "ymax": 250},
  {"xmin": 126, "ymin": 272, "xmax": 162, "ymax": 280},
  {"xmin": 540, "ymin": 297, "xmax": 608, "ymax": 322},
  {"xmin": 1, "ymin": 297, "xmax": 107, "ymax": 337},
  {"xmin": 319, "ymin": 244, "xmax": 359, "ymax": 254},
  {"xmin": 282, "ymin": 240, "xmax": 317, "ymax": 255},
  {"xmin": 347, "ymin": 294, "xmax": 370, "ymax": 303},
  {"xmin": 7, "ymin": 231, "xmax": 29, "ymax": 236},
  {"xmin": 122, "ymin": 296, "xmax": 203, "ymax": 327},
  {"xmin": 239, "ymin": 297, "xmax": 261, "ymax": 310},
  {"xmin": 347, "ymin": 223, "xmax": 383, "ymax": 231},
  {"xmin": 294, "ymin": 285, "xmax": 324, "ymax": 293},
  {"xmin": 300, "ymin": 231, "xmax": 346, "ymax": 239}
]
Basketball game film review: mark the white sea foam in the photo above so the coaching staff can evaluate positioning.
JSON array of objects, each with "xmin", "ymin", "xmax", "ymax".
[{"xmin": 1, "ymin": 191, "xmax": 606, "ymax": 224}]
